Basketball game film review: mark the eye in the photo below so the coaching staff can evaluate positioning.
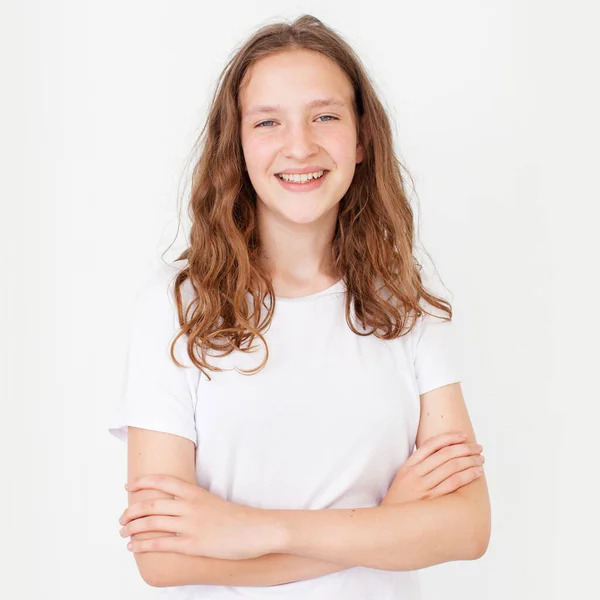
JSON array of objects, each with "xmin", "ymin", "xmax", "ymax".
[{"xmin": 254, "ymin": 115, "xmax": 339, "ymax": 128}]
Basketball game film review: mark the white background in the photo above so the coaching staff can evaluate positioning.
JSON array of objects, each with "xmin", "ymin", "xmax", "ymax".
[{"xmin": 3, "ymin": 1, "xmax": 599, "ymax": 598}]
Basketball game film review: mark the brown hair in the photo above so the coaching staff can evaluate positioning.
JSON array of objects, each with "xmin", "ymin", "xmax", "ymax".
[{"xmin": 168, "ymin": 14, "xmax": 453, "ymax": 381}]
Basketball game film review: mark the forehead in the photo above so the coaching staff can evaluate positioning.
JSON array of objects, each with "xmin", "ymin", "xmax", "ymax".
[{"xmin": 240, "ymin": 50, "xmax": 353, "ymax": 116}]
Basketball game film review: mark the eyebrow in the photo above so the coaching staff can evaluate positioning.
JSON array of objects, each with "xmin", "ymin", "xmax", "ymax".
[{"xmin": 243, "ymin": 97, "xmax": 347, "ymax": 120}]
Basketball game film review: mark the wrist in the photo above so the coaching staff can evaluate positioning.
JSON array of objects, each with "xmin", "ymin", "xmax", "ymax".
[{"xmin": 256, "ymin": 508, "xmax": 289, "ymax": 554}]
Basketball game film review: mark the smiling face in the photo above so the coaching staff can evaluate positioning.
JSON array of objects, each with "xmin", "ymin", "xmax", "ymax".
[{"xmin": 239, "ymin": 49, "xmax": 364, "ymax": 228}]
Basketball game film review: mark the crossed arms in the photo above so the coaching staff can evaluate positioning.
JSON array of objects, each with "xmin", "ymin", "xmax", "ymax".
[{"xmin": 125, "ymin": 382, "xmax": 491, "ymax": 587}]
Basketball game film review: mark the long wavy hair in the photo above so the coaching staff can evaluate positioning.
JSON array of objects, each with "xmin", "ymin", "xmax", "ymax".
[{"xmin": 168, "ymin": 14, "xmax": 453, "ymax": 381}]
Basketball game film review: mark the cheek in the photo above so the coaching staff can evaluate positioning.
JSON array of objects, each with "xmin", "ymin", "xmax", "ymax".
[
  {"xmin": 342, "ymin": 132, "xmax": 359, "ymax": 155},
  {"xmin": 243, "ymin": 137, "xmax": 276, "ymax": 171},
  {"xmin": 319, "ymin": 129, "xmax": 357, "ymax": 161}
]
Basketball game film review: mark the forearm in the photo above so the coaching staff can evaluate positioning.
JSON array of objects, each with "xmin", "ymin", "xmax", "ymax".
[
  {"xmin": 270, "ymin": 487, "xmax": 490, "ymax": 571},
  {"xmin": 152, "ymin": 550, "xmax": 350, "ymax": 588}
]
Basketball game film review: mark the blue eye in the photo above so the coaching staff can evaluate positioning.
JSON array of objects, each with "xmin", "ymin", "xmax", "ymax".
[{"xmin": 255, "ymin": 115, "xmax": 338, "ymax": 128}]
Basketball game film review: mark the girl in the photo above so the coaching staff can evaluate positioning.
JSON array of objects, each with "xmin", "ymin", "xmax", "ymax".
[{"xmin": 109, "ymin": 14, "xmax": 490, "ymax": 599}]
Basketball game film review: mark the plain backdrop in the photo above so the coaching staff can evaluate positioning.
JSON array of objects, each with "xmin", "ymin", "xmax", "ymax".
[{"xmin": 3, "ymin": 1, "xmax": 599, "ymax": 598}]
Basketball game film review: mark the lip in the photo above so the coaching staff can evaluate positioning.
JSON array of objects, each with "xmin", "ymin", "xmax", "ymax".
[
  {"xmin": 275, "ymin": 166, "xmax": 329, "ymax": 175},
  {"xmin": 274, "ymin": 169, "xmax": 329, "ymax": 193}
]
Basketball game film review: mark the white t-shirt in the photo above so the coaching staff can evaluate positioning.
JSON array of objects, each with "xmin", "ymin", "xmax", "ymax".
[{"xmin": 108, "ymin": 259, "xmax": 463, "ymax": 599}]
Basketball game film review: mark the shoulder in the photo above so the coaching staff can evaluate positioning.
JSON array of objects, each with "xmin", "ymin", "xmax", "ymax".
[
  {"xmin": 134, "ymin": 258, "xmax": 191, "ymax": 313},
  {"xmin": 126, "ymin": 259, "xmax": 196, "ymax": 357},
  {"xmin": 369, "ymin": 272, "xmax": 454, "ymax": 354},
  {"xmin": 408, "ymin": 267, "xmax": 456, "ymax": 341}
]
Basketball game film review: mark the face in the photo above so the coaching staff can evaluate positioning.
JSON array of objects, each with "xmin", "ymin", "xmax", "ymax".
[{"xmin": 239, "ymin": 49, "xmax": 364, "ymax": 227}]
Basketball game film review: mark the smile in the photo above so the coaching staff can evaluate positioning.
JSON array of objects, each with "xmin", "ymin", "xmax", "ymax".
[{"xmin": 274, "ymin": 170, "xmax": 330, "ymax": 193}]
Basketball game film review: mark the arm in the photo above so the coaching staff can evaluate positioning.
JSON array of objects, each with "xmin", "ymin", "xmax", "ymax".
[
  {"xmin": 150, "ymin": 553, "xmax": 350, "ymax": 588},
  {"xmin": 134, "ymin": 384, "xmax": 489, "ymax": 586},
  {"xmin": 126, "ymin": 427, "xmax": 350, "ymax": 588},
  {"xmin": 266, "ymin": 487, "xmax": 486, "ymax": 571},
  {"xmin": 266, "ymin": 383, "xmax": 491, "ymax": 571}
]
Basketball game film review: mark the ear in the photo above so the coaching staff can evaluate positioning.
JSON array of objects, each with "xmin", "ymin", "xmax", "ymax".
[
  {"xmin": 356, "ymin": 115, "xmax": 369, "ymax": 165},
  {"xmin": 356, "ymin": 141, "xmax": 364, "ymax": 164}
]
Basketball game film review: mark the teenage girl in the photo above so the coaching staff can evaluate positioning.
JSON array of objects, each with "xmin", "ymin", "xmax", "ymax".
[{"xmin": 109, "ymin": 14, "xmax": 490, "ymax": 599}]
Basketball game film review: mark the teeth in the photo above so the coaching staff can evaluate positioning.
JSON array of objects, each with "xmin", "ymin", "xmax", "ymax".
[{"xmin": 277, "ymin": 170, "xmax": 325, "ymax": 183}]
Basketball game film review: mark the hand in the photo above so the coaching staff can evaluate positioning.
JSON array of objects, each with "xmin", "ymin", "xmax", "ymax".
[
  {"xmin": 119, "ymin": 474, "xmax": 281, "ymax": 559},
  {"xmin": 381, "ymin": 432, "xmax": 484, "ymax": 505}
]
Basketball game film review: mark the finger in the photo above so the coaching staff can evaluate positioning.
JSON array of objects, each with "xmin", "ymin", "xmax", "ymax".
[
  {"xmin": 417, "ymin": 442, "xmax": 482, "ymax": 477},
  {"xmin": 128, "ymin": 534, "xmax": 188, "ymax": 555},
  {"xmin": 121, "ymin": 498, "xmax": 182, "ymax": 526},
  {"xmin": 423, "ymin": 455, "xmax": 484, "ymax": 489},
  {"xmin": 426, "ymin": 466, "xmax": 483, "ymax": 499},
  {"xmin": 405, "ymin": 432, "xmax": 467, "ymax": 467},
  {"xmin": 127, "ymin": 474, "xmax": 192, "ymax": 499},
  {"xmin": 124, "ymin": 515, "xmax": 186, "ymax": 538}
]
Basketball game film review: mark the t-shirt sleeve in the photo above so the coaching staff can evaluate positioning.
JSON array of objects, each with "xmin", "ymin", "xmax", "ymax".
[
  {"xmin": 411, "ymin": 300, "xmax": 464, "ymax": 396},
  {"xmin": 107, "ymin": 263, "xmax": 199, "ymax": 446}
]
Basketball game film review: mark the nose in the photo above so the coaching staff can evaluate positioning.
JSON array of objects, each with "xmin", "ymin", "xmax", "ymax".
[{"xmin": 281, "ymin": 121, "xmax": 319, "ymax": 161}]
